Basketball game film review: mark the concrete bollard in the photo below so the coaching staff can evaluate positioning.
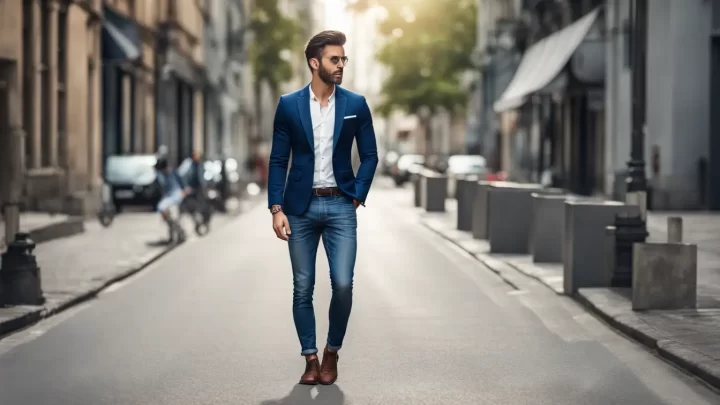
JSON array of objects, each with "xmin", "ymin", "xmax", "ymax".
[
  {"xmin": 632, "ymin": 242, "xmax": 697, "ymax": 310},
  {"xmin": 530, "ymin": 193, "xmax": 602, "ymax": 262},
  {"xmin": 530, "ymin": 194, "xmax": 573, "ymax": 262},
  {"xmin": 667, "ymin": 216, "xmax": 683, "ymax": 243},
  {"xmin": 563, "ymin": 200, "xmax": 640, "ymax": 294},
  {"xmin": 471, "ymin": 180, "xmax": 511, "ymax": 240},
  {"xmin": 631, "ymin": 215, "xmax": 697, "ymax": 310},
  {"xmin": 487, "ymin": 183, "xmax": 562, "ymax": 254},
  {"xmin": 412, "ymin": 174, "xmax": 422, "ymax": 207},
  {"xmin": 605, "ymin": 225, "xmax": 617, "ymax": 283},
  {"xmin": 456, "ymin": 176, "xmax": 479, "ymax": 231},
  {"xmin": 421, "ymin": 170, "xmax": 447, "ymax": 212}
]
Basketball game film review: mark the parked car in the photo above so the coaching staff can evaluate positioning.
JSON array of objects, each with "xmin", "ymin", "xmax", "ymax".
[
  {"xmin": 381, "ymin": 150, "xmax": 400, "ymax": 176},
  {"xmin": 446, "ymin": 154, "xmax": 487, "ymax": 198},
  {"xmin": 391, "ymin": 154, "xmax": 425, "ymax": 186},
  {"xmin": 104, "ymin": 154, "xmax": 161, "ymax": 212}
]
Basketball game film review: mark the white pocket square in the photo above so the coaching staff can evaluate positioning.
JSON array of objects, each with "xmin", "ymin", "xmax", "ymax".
[{"xmin": 343, "ymin": 115, "xmax": 357, "ymax": 120}]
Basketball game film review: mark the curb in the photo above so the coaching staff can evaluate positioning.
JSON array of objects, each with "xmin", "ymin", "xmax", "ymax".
[
  {"xmin": 0, "ymin": 246, "xmax": 173, "ymax": 338},
  {"xmin": 576, "ymin": 291, "xmax": 720, "ymax": 392},
  {"xmin": 419, "ymin": 217, "xmax": 720, "ymax": 393},
  {"xmin": 419, "ymin": 220, "xmax": 521, "ymax": 290},
  {"xmin": 0, "ymin": 194, "xmax": 266, "ymax": 340}
]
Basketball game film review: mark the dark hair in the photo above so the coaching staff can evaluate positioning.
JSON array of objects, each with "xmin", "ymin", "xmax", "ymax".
[
  {"xmin": 304, "ymin": 30, "xmax": 346, "ymax": 72},
  {"xmin": 154, "ymin": 157, "xmax": 168, "ymax": 170}
]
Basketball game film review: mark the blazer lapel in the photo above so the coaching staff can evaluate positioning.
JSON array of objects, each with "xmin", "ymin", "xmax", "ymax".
[
  {"xmin": 333, "ymin": 90, "xmax": 347, "ymax": 151},
  {"xmin": 297, "ymin": 86, "xmax": 313, "ymax": 148}
]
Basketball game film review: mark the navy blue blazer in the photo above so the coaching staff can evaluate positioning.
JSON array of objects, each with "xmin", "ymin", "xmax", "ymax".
[{"xmin": 267, "ymin": 84, "xmax": 379, "ymax": 216}]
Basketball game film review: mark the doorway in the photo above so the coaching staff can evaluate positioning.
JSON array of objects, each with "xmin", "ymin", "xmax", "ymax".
[
  {"xmin": 0, "ymin": 62, "xmax": 12, "ymax": 211},
  {"xmin": 709, "ymin": 37, "xmax": 720, "ymax": 210}
]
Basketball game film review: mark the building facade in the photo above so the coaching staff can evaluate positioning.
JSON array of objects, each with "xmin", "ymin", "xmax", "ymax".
[
  {"xmin": 470, "ymin": 0, "xmax": 522, "ymax": 164},
  {"xmin": 490, "ymin": 0, "xmax": 606, "ymax": 195},
  {"xmin": 606, "ymin": 0, "xmax": 714, "ymax": 210},
  {"xmin": 1, "ymin": 0, "xmax": 211, "ymax": 224},
  {"xmin": 483, "ymin": 0, "xmax": 718, "ymax": 210},
  {"xmin": 203, "ymin": 0, "xmax": 252, "ymax": 167},
  {"xmin": 101, "ymin": 0, "xmax": 158, "ymax": 162},
  {"xmin": 155, "ymin": 0, "xmax": 206, "ymax": 166},
  {"xmin": 0, "ymin": 0, "xmax": 103, "ymax": 218}
]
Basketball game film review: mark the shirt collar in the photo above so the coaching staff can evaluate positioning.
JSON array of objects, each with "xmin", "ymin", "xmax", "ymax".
[{"xmin": 309, "ymin": 84, "xmax": 336, "ymax": 103}]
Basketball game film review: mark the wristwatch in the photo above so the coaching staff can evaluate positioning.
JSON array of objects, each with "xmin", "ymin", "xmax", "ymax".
[{"xmin": 270, "ymin": 205, "xmax": 283, "ymax": 215}]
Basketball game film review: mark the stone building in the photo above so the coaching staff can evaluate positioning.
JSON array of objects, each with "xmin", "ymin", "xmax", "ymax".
[
  {"xmin": 605, "ymin": 0, "xmax": 717, "ymax": 210},
  {"xmin": 203, "ymin": 0, "xmax": 252, "ymax": 166},
  {"xmin": 101, "ymin": 0, "xmax": 158, "ymax": 160},
  {"xmin": 102, "ymin": 0, "xmax": 207, "ymax": 167},
  {"xmin": 0, "ymin": 0, "xmax": 103, "ymax": 218},
  {"xmin": 155, "ymin": 0, "xmax": 207, "ymax": 166},
  {"xmin": 0, "ymin": 0, "xmax": 208, "ymax": 226}
]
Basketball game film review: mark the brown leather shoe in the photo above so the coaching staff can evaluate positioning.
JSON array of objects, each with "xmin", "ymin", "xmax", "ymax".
[
  {"xmin": 299, "ymin": 356, "xmax": 320, "ymax": 385},
  {"xmin": 319, "ymin": 347, "xmax": 339, "ymax": 385}
]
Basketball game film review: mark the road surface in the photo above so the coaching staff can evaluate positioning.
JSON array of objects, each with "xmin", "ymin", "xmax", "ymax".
[{"xmin": 0, "ymin": 181, "xmax": 718, "ymax": 405}]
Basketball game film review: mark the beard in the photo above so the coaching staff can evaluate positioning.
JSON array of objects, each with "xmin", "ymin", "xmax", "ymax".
[{"xmin": 319, "ymin": 65, "xmax": 343, "ymax": 85}]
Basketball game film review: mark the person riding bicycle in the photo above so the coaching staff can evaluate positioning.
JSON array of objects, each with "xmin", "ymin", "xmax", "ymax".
[
  {"xmin": 180, "ymin": 151, "xmax": 212, "ymax": 226},
  {"xmin": 154, "ymin": 155, "xmax": 188, "ymax": 244},
  {"xmin": 185, "ymin": 151, "xmax": 206, "ymax": 191}
]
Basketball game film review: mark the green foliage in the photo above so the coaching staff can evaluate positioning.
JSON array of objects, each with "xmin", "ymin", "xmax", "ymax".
[
  {"xmin": 349, "ymin": 0, "xmax": 477, "ymax": 116},
  {"xmin": 249, "ymin": 0, "xmax": 302, "ymax": 95}
]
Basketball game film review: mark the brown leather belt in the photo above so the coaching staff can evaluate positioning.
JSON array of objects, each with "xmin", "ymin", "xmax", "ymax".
[{"xmin": 312, "ymin": 187, "xmax": 344, "ymax": 197}]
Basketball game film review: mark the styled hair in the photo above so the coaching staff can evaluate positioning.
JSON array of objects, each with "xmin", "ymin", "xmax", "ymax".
[{"xmin": 304, "ymin": 30, "xmax": 346, "ymax": 72}]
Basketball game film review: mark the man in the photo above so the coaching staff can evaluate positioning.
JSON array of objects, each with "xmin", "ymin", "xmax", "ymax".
[
  {"xmin": 267, "ymin": 30, "xmax": 378, "ymax": 386},
  {"xmin": 182, "ymin": 151, "xmax": 212, "ymax": 223},
  {"xmin": 185, "ymin": 151, "xmax": 206, "ymax": 192},
  {"xmin": 154, "ymin": 156, "xmax": 187, "ymax": 244}
]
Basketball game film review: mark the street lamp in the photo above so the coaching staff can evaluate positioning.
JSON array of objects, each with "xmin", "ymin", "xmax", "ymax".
[
  {"xmin": 611, "ymin": 0, "xmax": 649, "ymax": 288},
  {"xmin": 158, "ymin": 64, "xmax": 175, "ymax": 165},
  {"xmin": 418, "ymin": 105, "xmax": 431, "ymax": 163}
]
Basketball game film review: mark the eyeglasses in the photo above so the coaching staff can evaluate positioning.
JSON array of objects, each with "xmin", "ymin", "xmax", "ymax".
[{"xmin": 327, "ymin": 56, "xmax": 349, "ymax": 66}]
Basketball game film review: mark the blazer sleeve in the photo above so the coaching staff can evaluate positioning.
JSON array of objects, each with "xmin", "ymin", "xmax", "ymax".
[
  {"xmin": 267, "ymin": 97, "xmax": 291, "ymax": 208},
  {"xmin": 353, "ymin": 96, "xmax": 379, "ymax": 204}
]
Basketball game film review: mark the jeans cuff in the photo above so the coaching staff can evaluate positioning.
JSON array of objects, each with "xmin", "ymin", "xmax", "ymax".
[
  {"xmin": 327, "ymin": 343, "xmax": 342, "ymax": 351},
  {"xmin": 301, "ymin": 348, "xmax": 318, "ymax": 356}
]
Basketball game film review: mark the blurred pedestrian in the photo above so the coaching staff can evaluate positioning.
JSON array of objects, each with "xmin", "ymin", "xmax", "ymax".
[
  {"xmin": 154, "ymin": 156, "xmax": 187, "ymax": 244},
  {"xmin": 267, "ymin": 30, "xmax": 379, "ymax": 385}
]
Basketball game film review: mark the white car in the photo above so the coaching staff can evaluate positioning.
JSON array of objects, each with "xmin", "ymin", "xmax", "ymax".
[{"xmin": 446, "ymin": 155, "xmax": 487, "ymax": 198}]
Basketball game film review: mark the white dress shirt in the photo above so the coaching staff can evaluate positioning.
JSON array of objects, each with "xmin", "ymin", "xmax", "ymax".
[{"xmin": 309, "ymin": 86, "xmax": 337, "ymax": 188}]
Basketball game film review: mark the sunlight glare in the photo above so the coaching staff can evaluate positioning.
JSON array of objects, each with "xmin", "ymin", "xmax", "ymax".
[{"xmin": 321, "ymin": 0, "xmax": 351, "ymax": 31}]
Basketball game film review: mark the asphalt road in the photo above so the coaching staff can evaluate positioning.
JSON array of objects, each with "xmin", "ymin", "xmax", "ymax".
[{"xmin": 0, "ymin": 180, "xmax": 718, "ymax": 405}]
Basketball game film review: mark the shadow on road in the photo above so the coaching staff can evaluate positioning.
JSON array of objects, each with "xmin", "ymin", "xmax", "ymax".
[
  {"xmin": 145, "ymin": 239, "xmax": 171, "ymax": 247},
  {"xmin": 259, "ymin": 384, "xmax": 346, "ymax": 405}
]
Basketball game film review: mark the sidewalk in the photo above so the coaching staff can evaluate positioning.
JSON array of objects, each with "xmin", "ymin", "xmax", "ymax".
[
  {"xmin": 0, "ymin": 212, "xmax": 85, "ymax": 250},
  {"xmin": 414, "ymin": 196, "xmax": 720, "ymax": 391},
  {"xmin": 0, "ymin": 194, "xmax": 265, "ymax": 337}
]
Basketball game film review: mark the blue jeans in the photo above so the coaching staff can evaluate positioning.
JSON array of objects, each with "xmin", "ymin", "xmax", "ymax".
[
  {"xmin": 287, "ymin": 194, "xmax": 357, "ymax": 356},
  {"xmin": 156, "ymin": 189, "xmax": 184, "ymax": 212}
]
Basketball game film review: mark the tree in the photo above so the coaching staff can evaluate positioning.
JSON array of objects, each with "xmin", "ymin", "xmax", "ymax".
[
  {"xmin": 248, "ymin": 0, "xmax": 302, "ymax": 152},
  {"xmin": 248, "ymin": 0, "xmax": 302, "ymax": 98},
  {"xmin": 348, "ymin": 0, "xmax": 477, "ymax": 117}
]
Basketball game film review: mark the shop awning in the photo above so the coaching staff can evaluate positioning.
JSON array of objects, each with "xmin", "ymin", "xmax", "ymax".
[
  {"xmin": 101, "ymin": 6, "xmax": 141, "ymax": 61},
  {"xmin": 493, "ymin": 7, "xmax": 600, "ymax": 112}
]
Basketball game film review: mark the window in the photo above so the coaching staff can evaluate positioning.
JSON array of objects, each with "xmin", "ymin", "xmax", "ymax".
[
  {"xmin": 623, "ymin": 18, "xmax": 632, "ymax": 69},
  {"xmin": 169, "ymin": 0, "xmax": 177, "ymax": 19},
  {"xmin": 58, "ymin": 4, "xmax": 68, "ymax": 167},
  {"xmin": 40, "ymin": 0, "xmax": 51, "ymax": 167}
]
